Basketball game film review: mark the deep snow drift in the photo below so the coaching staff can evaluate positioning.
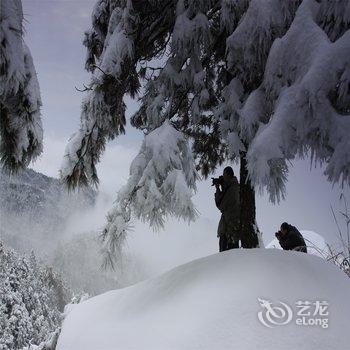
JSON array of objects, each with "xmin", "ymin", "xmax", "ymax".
[{"xmin": 57, "ymin": 249, "xmax": 349, "ymax": 350}]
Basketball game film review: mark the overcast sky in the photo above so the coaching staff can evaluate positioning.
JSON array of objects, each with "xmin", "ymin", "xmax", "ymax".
[{"xmin": 22, "ymin": 0, "xmax": 350, "ymax": 271}]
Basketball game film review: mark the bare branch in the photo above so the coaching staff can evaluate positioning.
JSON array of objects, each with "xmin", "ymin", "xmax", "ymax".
[
  {"xmin": 75, "ymin": 84, "xmax": 93, "ymax": 92},
  {"xmin": 92, "ymin": 64, "xmax": 116, "ymax": 79}
]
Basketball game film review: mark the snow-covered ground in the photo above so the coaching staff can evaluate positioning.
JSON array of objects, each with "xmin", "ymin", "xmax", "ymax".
[{"xmin": 57, "ymin": 249, "xmax": 349, "ymax": 350}]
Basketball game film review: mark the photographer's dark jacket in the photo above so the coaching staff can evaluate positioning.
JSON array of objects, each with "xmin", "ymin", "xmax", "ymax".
[
  {"xmin": 279, "ymin": 225, "xmax": 307, "ymax": 253},
  {"xmin": 215, "ymin": 177, "xmax": 240, "ymax": 242}
]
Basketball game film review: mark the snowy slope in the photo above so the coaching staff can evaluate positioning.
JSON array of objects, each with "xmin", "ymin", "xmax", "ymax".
[
  {"xmin": 266, "ymin": 230, "xmax": 329, "ymax": 257},
  {"xmin": 57, "ymin": 249, "xmax": 350, "ymax": 350}
]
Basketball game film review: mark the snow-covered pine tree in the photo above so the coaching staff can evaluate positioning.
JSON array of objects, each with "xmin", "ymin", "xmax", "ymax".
[
  {"xmin": 0, "ymin": 0, "xmax": 43, "ymax": 172},
  {"xmin": 62, "ymin": 0, "xmax": 350, "ymax": 265}
]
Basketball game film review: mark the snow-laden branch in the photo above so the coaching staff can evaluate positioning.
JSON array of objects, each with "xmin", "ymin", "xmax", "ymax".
[
  {"xmin": 0, "ymin": 0, "xmax": 43, "ymax": 172},
  {"xmin": 100, "ymin": 120, "xmax": 198, "ymax": 269},
  {"xmin": 61, "ymin": 0, "xmax": 136, "ymax": 188},
  {"xmin": 245, "ymin": 0, "xmax": 350, "ymax": 201}
]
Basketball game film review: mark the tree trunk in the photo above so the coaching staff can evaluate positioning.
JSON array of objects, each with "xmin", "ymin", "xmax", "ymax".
[{"xmin": 240, "ymin": 154, "xmax": 259, "ymax": 248}]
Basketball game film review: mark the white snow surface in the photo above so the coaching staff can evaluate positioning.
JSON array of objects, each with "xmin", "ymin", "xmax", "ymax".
[{"xmin": 57, "ymin": 249, "xmax": 349, "ymax": 350}]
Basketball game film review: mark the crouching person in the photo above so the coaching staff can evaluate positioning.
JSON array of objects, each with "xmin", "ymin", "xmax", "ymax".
[{"xmin": 276, "ymin": 222, "xmax": 307, "ymax": 253}]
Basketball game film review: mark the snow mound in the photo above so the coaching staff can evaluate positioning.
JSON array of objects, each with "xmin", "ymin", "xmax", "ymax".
[
  {"xmin": 57, "ymin": 249, "xmax": 349, "ymax": 350},
  {"xmin": 266, "ymin": 230, "xmax": 329, "ymax": 257}
]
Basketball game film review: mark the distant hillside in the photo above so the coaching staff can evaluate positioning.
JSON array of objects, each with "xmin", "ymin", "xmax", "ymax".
[
  {"xmin": 0, "ymin": 167, "xmax": 95, "ymax": 215},
  {"xmin": 0, "ymin": 167, "xmax": 96, "ymax": 253}
]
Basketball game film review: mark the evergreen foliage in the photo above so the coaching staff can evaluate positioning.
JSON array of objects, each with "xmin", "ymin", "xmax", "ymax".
[
  {"xmin": 0, "ymin": 243, "xmax": 69, "ymax": 350},
  {"xmin": 0, "ymin": 0, "xmax": 43, "ymax": 172}
]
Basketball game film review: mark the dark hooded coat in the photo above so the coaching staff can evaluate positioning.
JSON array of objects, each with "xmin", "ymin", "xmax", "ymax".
[
  {"xmin": 279, "ymin": 225, "xmax": 307, "ymax": 253},
  {"xmin": 215, "ymin": 176, "xmax": 240, "ymax": 244}
]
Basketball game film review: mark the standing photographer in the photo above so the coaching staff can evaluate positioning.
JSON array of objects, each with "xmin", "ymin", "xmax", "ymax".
[{"xmin": 213, "ymin": 166, "xmax": 240, "ymax": 252}]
